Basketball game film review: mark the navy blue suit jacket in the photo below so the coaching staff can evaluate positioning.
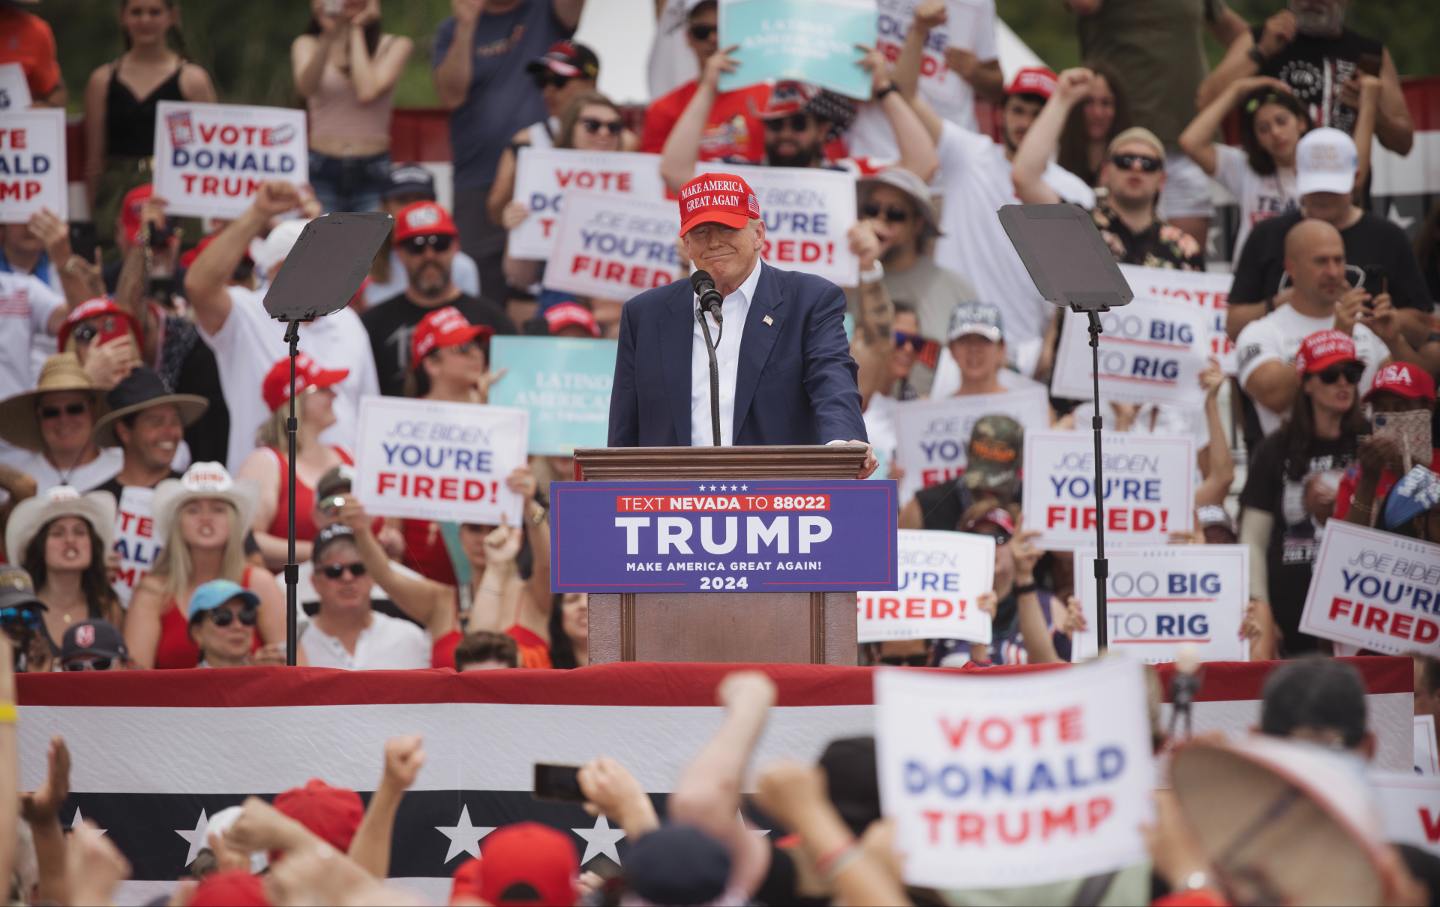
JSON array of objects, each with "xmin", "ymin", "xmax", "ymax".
[{"xmin": 608, "ymin": 262, "xmax": 867, "ymax": 447}]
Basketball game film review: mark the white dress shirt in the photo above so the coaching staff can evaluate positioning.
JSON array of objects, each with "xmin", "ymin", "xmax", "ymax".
[{"xmin": 691, "ymin": 259, "xmax": 762, "ymax": 447}]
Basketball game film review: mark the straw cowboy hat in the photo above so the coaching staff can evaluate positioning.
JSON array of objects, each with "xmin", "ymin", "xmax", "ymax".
[
  {"xmin": 5, "ymin": 485, "xmax": 117, "ymax": 566},
  {"xmin": 91, "ymin": 367, "xmax": 208, "ymax": 449},
  {"xmin": 152, "ymin": 462, "xmax": 259, "ymax": 543},
  {"xmin": 0, "ymin": 354, "xmax": 107, "ymax": 453}
]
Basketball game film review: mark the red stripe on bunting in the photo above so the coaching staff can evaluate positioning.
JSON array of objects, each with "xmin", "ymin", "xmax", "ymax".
[{"xmin": 14, "ymin": 657, "xmax": 1411, "ymax": 709}]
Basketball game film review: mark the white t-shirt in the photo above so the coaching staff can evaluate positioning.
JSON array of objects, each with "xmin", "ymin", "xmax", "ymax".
[
  {"xmin": 930, "ymin": 122, "xmax": 1095, "ymax": 373},
  {"xmin": 1235, "ymin": 306, "xmax": 1386, "ymax": 435},
  {"xmin": 197, "ymin": 285, "xmax": 379, "ymax": 473},
  {"xmin": 3, "ymin": 447, "xmax": 124, "ymax": 494},
  {"xmin": 0, "ymin": 272, "xmax": 62, "ymax": 402},
  {"xmin": 300, "ymin": 610, "xmax": 431, "ymax": 670},
  {"xmin": 1213, "ymin": 144, "xmax": 1298, "ymax": 267},
  {"xmin": 646, "ymin": 0, "xmax": 700, "ymax": 101},
  {"xmin": 361, "ymin": 250, "xmax": 481, "ymax": 308}
]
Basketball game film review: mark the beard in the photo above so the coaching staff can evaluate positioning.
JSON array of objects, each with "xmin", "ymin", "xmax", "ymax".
[
  {"xmin": 408, "ymin": 261, "xmax": 451, "ymax": 299},
  {"xmin": 766, "ymin": 141, "xmax": 822, "ymax": 169}
]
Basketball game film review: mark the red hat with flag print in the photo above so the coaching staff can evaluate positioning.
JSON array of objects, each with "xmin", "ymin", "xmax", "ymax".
[
  {"xmin": 262, "ymin": 353, "xmax": 348, "ymax": 413},
  {"xmin": 677, "ymin": 172, "xmax": 761, "ymax": 237}
]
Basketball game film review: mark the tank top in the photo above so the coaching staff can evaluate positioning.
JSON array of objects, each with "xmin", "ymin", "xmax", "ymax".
[
  {"xmin": 154, "ymin": 566, "xmax": 260, "ymax": 669},
  {"xmin": 105, "ymin": 58, "xmax": 185, "ymax": 158},
  {"xmin": 307, "ymin": 38, "xmax": 395, "ymax": 144},
  {"xmin": 265, "ymin": 447, "xmax": 353, "ymax": 543}
]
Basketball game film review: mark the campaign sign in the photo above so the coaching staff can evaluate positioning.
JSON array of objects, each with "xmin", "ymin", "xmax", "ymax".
[
  {"xmin": 543, "ymin": 191, "xmax": 682, "ymax": 299},
  {"xmin": 718, "ymin": 0, "xmax": 875, "ymax": 100},
  {"xmin": 1050, "ymin": 298, "xmax": 1211, "ymax": 407},
  {"xmin": 875, "ymin": 658, "xmax": 1153, "ymax": 889},
  {"xmin": 110, "ymin": 487, "xmax": 163, "ymax": 608},
  {"xmin": 858, "ymin": 530, "xmax": 995, "ymax": 644},
  {"xmin": 712, "ymin": 162, "xmax": 859, "ymax": 286},
  {"xmin": 550, "ymin": 480, "xmax": 898, "ymax": 592},
  {"xmin": 488, "ymin": 336, "xmax": 617, "ymax": 456},
  {"xmin": 892, "ymin": 386, "xmax": 1050, "ymax": 504},
  {"xmin": 1372, "ymin": 774, "xmax": 1440, "ymax": 856},
  {"xmin": 874, "ymin": 0, "xmax": 994, "ymax": 119},
  {"xmin": 0, "ymin": 108, "xmax": 66, "ymax": 222},
  {"xmin": 353, "ymin": 396, "xmax": 529, "ymax": 525},
  {"xmin": 1023, "ymin": 431, "xmax": 1195, "ymax": 552},
  {"xmin": 1298, "ymin": 521, "xmax": 1440, "ymax": 655},
  {"xmin": 152, "ymin": 101, "xmax": 307, "ymax": 219},
  {"xmin": 510, "ymin": 149, "xmax": 667, "ymax": 260},
  {"xmin": 1073, "ymin": 545, "xmax": 1249, "ymax": 663},
  {"xmin": 1119, "ymin": 264, "xmax": 1235, "ymax": 374},
  {"xmin": 0, "ymin": 63, "xmax": 33, "ymax": 112},
  {"xmin": 1418, "ymin": 716, "xmax": 1439, "ymax": 775}
]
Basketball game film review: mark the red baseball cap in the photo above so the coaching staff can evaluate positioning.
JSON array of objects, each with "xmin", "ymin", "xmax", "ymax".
[
  {"xmin": 450, "ymin": 857, "xmax": 485, "ymax": 905},
  {"xmin": 1294, "ymin": 329, "xmax": 1361, "ymax": 375},
  {"xmin": 760, "ymin": 80, "xmax": 819, "ymax": 119},
  {"xmin": 57, "ymin": 297, "xmax": 141, "ymax": 352},
  {"xmin": 119, "ymin": 184, "xmax": 153, "ymax": 247},
  {"xmin": 189, "ymin": 870, "xmax": 270, "ymax": 907},
  {"xmin": 544, "ymin": 302, "xmax": 600, "ymax": 338},
  {"xmin": 262, "ymin": 354, "xmax": 349, "ymax": 412},
  {"xmin": 412, "ymin": 306, "xmax": 494, "ymax": 365},
  {"xmin": 1005, "ymin": 66, "xmax": 1057, "ymax": 100},
  {"xmin": 272, "ymin": 779, "xmax": 365, "ymax": 853},
  {"xmin": 1364, "ymin": 360, "xmax": 1436, "ymax": 403},
  {"xmin": 962, "ymin": 507, "xmax": 1017, "ymax": 538},
  {"xmin": 678, "ymin": 172, "xmax": 761, "ymax": 237},
  {"xmin": 394, "ymin": 201, "xmax": 460, "ymax": 243},
  {"xmin": 478, "ymin": 823, "xmax": 578, "ymax": 907}
]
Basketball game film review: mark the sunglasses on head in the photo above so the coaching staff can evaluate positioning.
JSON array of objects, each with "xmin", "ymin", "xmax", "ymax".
[
  {"xmin": 531, "ymin": 71, "xmax": 572, "ymax": 90},
  {"xmin": 63, "ymin": 657, "xmax": 113, "ymax": 671},
  {"xmin": 763, "ymin": 113, "xmax": 811, "ymax": 133},
  {"xmin": 878, "ymin": 653, "xmax": 929, "ymax": 667},
  {"xmin": 321, "ymin": 562, "xmax": 367, "ymax": 580},
  {"xmin": 862, "ymin": 204, "xmax": 911, "ymax": 224},
  {"xmin": 399, "ymin": 234, "xmax": 454, "ymax": 255},
  {"xmin": 688, "ymin": 23, "xmax": 716, "ymax": 41},
  {"xmin": 206, "ymin": 605, "xmax": 258, "ymax": 628},
  {"xmin": 1315, "ymin": 362, "xmax": 1364, "ymax": 385},
  {"xmin": 1111, "ymin": 153, "xmax": 1163, "ymax": 173},
  {"xmin": 580, "ymin": 117, "xmax": 623, "ymax": 136},
  {"xmin": 39, "ymin": 402, "xmax": 87, "ymax": 421},
  {"xmin": 894, "ymin": 331, "xmax": 926, "ymax": 352}
]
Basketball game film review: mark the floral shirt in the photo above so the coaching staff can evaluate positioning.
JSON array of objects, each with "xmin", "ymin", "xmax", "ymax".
[{"xmin": 1090, "ymin": 201, "xmax": 1206, "ymax": 271}]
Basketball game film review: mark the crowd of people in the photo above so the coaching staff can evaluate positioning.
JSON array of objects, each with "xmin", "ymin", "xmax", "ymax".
[{"xmin": 0, "ymin": 0, "xmax": 1438, "ymax": 901}]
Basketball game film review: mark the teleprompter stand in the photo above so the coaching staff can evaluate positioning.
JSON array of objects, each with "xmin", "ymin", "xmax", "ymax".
[
  {"xmin": 262, "ymin": 212, "xmax": 392, "ymax": 665},
  {"xmin": 998, "ymin": 204, "xmax": 1134, "ymax": 652}
]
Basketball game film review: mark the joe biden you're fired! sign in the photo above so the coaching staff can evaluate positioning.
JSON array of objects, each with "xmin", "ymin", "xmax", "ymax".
[{"xmin": 550, "ymin": 480, "xmax": 898, "ymax": 593}]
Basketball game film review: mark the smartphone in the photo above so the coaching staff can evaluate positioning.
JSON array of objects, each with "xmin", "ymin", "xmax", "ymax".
[
  {"xmin": 1361, "ymin": 264, "xmax": 1387, "ymax": 302},
  {"xmin": 95, "ymin": 315, "xmax": 133, "ymax": 345},
  {"xmin": 68, "ymin": 222, "xmax": 97, "ymax": 264},
  {"xmin": 320, "ymin": 495, "xmax": 347, "ymax": 517},
  {"xmin": 1374, "ymin": 410, "xmax": 1432, "ymax": 468},
  {"xmin": 533, "ymin": 763, "xmax": 585, "ymax": 802}
]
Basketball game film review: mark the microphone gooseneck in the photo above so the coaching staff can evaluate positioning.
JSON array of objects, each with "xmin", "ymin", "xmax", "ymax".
[{"xmin": 690, "ymin": 269, "xmax": 724, "ymax": 326}]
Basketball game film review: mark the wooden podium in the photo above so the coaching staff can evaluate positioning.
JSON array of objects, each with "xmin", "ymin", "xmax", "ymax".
[{"xmin": 572, "ymin": 445, "xmax": 867, "ymax": 665}]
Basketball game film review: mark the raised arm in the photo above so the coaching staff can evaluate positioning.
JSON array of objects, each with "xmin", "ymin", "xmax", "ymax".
[
  {"xmin": 1371, "ymin": 48, "xmax": 1414, "ymax": 155},
  {"xmin": 348, "ymin": 26, "xmax": 413, "ymax": 104},
  {"xmin": 338, "ymin": 499, "xmax": 455, "ymax": 637},
  {"xmin": 846, "ymin": 221, "xmax": 895, "ymax": 406},
  {"xmin": 1010, "ymin": 529, "xmax": 1064, "ymax": 664},
  {"xmin": 1012, "ymin": 69, "xmax": 1092, "ymax": 205},
  {"xmin": 895, "ymin": 3, "xmax": 946, "ymax": 145},
  {"xmin": 1180, "ymin": 76, "xmax": 1291, "ymax": 176},
  {"xmin": 1351, "ymin": 73, "xmax": 1381, "ymax": 197},
  {"xmin": 659, "ymin": 47, "xmax": 733, "ymax": 192},
  {"xmin": 1194, "ymin": 361, "xmax": 1235, "ymax": 508},
  {"xmin": 20, "ymin": 736, "xmax": 70, "ymax": 906},
  {"xmin": 183, "ymin": 180, "xmax": 302, "ymax": 336},
  {"xmin": 513, "ymin": 466, "xmax": 555, "ymax": 638},
  {"xmin": 552, "ymin": 0, "xmax": 585, "ymax": 30},
  {"xmin": 348, "ymin": 736, "xmax": 425, "ymax": 878},
  {"xmin": 292, "ymin": 29, "xmax": 343, "ymax": 100},
  {"xmin": 1196, "ymin": 9, "xmax": 1296, "ymax": 109},
  {"xmin": 434, "ymin": 2, "xmax": 480, "ymax": 111},
  {"xmin": 861, "ymin": 46, "xmax": 938, "ymax": 182}
]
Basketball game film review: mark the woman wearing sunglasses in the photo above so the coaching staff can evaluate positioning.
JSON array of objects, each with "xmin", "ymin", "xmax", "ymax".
[
  {"xmin": 186, "ymin": 580, "xmax": 265, "ymax": 668},
  {"xmin": 125, "ymin": 462, "xmax": 285, "ymax": 669},
  {"xmin": 1239, "ymin": 329, "xmax": 1368, "ymax": 657}
]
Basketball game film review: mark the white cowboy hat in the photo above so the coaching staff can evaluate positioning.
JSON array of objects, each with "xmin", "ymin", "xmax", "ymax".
[
  {"xmin": 5, "ymin": 485, "xmax": 116, "ymax": 566},
  {"xmin": 152, "ymin": 462, "xmax": 258, "ymax": 544}
]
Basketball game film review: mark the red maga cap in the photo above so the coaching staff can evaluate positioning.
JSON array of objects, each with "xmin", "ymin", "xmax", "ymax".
[
  {"xmin": 57, "ymin": 297, "xmax": 140, "ymax": 352},
  {"xmin": 1365, "ymin": 360, "xmax": 1436, "ymax": 403},
  {"xmin": 412, "ymin": 306, "xmax": 493, "ymax": 365},
  {"xmin": 262, "ymin": 353, "xmax": 349, "ymax": 412},
  {"xmin": 394, "ymin": 201, "xmax": 459, "ymax": 243},
  {"xmin": 678, "ymin": 172, "xmax": 761, "ymax": 236},
  {"xmin": 1005, "ymin": 66, "xmax": 1057, "ymax": 100},
  {"xmin": 1294, "ymin": 329, "xmax": 1360, "ymax": 375},
  {"xmin": 544, "ymin": 302, "xmax": 601, "ymax": 337},
  {"xmin": 479, "ymin": 823, "xmax": 579, "ymax": 907}
]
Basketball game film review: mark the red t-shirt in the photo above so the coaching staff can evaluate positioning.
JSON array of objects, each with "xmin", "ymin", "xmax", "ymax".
[
  {"xmin": 0, "ymin": 9, "xmax": 61, "ymax": 100},
  {"xmin": 640, "ymin": 80, "xmax": 770, "ymax": 163},
  {"xmin": 1333, "ymin": 448, "xmax": 1440, "ymax": 521}
]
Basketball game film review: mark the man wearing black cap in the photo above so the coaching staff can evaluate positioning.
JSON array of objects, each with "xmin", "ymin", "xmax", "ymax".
[
  {"xmin": 59, "ymin": 619, "xmax": 129, "ymax": 671},
  {"xmin": 363, "ymin": 165, "xmax": 482, "ymax": 307}
]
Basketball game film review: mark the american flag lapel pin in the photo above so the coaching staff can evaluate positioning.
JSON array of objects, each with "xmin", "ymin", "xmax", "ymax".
[{"xmin": 762, "ymin": 315, "xmax": 773, "ymax": 326}]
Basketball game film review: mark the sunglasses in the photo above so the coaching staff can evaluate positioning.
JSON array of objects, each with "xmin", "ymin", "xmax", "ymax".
[
  {"xmin": 1315, "ymin": 362, "xmax": 1364, "ymax": 385},
  {"xmin": 862, "ymin": 204, "xmax": 911, "ymax": 224},
  {"xmin": 39, "ymin": 402, "xmax": 88, "ymax": 421},
  {"xmin": 321, "ymin": 562, "xmax": 367, "ymax": 580},
  {"xmin": 63, "ymin": 657, "xmax": 113, "ymax": 671},
  {"xmin": 688, "ymin": 23, "xmax": 716, "ymax": 41},
  {"xmin": 894, "ymin": 331, "xmax": 926, "ymax": 352},
  {"xmin": 206, "ymin": 606, "xmax": 258, "ymax": 628},
  {"xmin": 580, "ymin": 117, "xmax": 624, "ymax": 136},
  {"xmin": 531, "ymin": 71, "xmax": 572, "ymax": 90},
  {"xmin": 878, "ymin": 654, "xmax": 929, "ymax": 667},
  {"xmin": 0, "ymin": 607, "xmax": 43, "ymax": 629},
  {"xmin": 763, "ymin": 114, "xmax": 811, "ymax": 134},
  {"xmin": 399, "ymin": 234, "xmax": 454, "ymax": 255},
  {"xmin": 1111, "ymin": 153, "xmax": 1163, "ymax": 173},
  {"xmin": 439, "ymin": 340, "xmax": 482, "ymax": 357}
]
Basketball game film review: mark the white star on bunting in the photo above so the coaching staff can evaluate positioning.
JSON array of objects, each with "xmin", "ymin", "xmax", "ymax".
[
  {"xmin": 436, "ymin": 804, "xmax": 495, "ymax": 864},
  {"xmin": 70, "ymin": 807, "xmax": 106, "ymax": 836},
  {"xmin": 1387, "ymin": 203, "xmax": 1415, "ymax": 231},
  {"xmin": 572, "ymin": 814, "xmax": 626, "ymax": 865},
  {"xmin": 175, "ymin": 809, "xmax": 210, "ymax": 867}
]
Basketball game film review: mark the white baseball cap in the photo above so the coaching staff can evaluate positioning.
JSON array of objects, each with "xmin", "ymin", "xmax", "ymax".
[{"xmin": 1296, "ymin": 127, "xmax": 1358, "ymax": 197}]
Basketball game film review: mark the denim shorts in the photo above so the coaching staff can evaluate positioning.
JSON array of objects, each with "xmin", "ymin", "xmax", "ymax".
[{"xmin": 308, "ymin": 150, "xmax": 390, "ymax": 214}]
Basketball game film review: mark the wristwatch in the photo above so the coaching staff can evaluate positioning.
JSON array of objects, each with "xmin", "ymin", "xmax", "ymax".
[
  {"xmin": 859, "ymin": 261, "xmax": 885, "ymax": 285},
  {"xmin": 874, "ymin": 82, "xmax": 899, "ymax": 101}
]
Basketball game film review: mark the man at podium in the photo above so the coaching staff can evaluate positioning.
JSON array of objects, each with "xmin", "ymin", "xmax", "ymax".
[{"xmin": 608, "ymin": 172, "xmax": 874, "ymax": 477}]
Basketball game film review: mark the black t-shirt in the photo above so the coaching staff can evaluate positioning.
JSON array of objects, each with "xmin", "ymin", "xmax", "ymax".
[
  {"xmin": 361, "ymin": 292, "xmax": 516, "ymax": 397},
  {"xmin": 1229, "ymin": 210, "xmax": 1434, "ymax": 311},
  {"xmin": 1239, "ymin": 431, "xmax": 1356, "ymax": 654},
  {"xmin": 913, "ymin": 481, "xmax": 976, "ymax": 531},
  {"xmin": 1257, "ymin": 26, "xmax": 1384, "ymax": 137}
]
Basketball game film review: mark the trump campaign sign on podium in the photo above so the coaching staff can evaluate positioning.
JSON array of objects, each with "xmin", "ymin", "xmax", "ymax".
[{"xmin": 550, "ymin": 480, "xmax": 897, "ymax": 593}]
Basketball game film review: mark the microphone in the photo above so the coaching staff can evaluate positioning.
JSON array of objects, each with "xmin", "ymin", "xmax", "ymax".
[{"xmin": 690, "ymin": 270, "xmax": 724, "ymax": 326}]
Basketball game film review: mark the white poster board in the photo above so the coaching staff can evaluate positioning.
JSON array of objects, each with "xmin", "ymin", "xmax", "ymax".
[
  {"xmin": 0, "ymin": 63, "xmax": 33, "ymax": 111},
  {"xmin": 152, "ymin": 101, "xmax": 308, "ymax": 219},
  {"xmin": 1022, "ymin": 431, "xmax": 1195, "ymax": 551},
  {"xmin": 875, "ymin": 658, "xmax": 1154, "ymax": 889},
  {"xmin": 510, "ymin": 148, "xmax": 667, "ymax": 259},
  {"xmin": 1073, "ymin": 545, "xmax": 1249, "ymax": 663},
  {"xmin": 542, "ymin": 190, "xmax": 682, "ymax": 300},
  {"xmin": 1119, "ymin": 264, "xmax": 1235, "ymax": 374},
  {"xmin": 0, "ymin": 108, "xmax": 66, "ymax": 222},
  {"xmin": 892, "ymin": 386, "xmax": 1049, "ymax": 505},
  {"xmin": 858, "ymin": 530, "xmax": 995, "ymax": 644},
  {"xmin": 1372, "ymin": 773, "xmax": 1440, "ymax": 856},
  {"xmin": 1051, "ymin": 298, "xmax": 1211, "ymax": 407},
  {"xmin": 352, "ymin": 397, "xmax": 529, "ymax": 525},
  {"xmin": 1417, "ymin": 715, "xmax": 1439, "ymax": 775},
  {"xmin": 713, "ymin": 161, "xmax": 860, "ymax": 286},
  {"xmin": 1298, "ymin": 521, "xmax": 1440, "ymax": 655}
]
